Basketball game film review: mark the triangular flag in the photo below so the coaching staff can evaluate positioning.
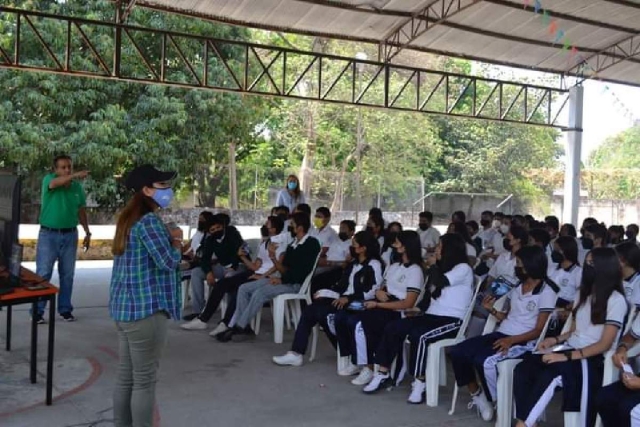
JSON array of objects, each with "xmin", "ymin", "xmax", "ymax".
[
  {"xmin": 562, "ymin": 38, "xmax": 571, "ymax": 51},
  {"xmin": 542, "ymin": 11, "xmax": 551, "ymax": 26},
  {"xmin": 534, "ymin": 0, "xmax": 542, "ymax": 13},
  {"xmin": 554, "ymin": 29, "xmax": 565, "ymax": 43},
  {"xmin": 548, "ymin": 20, "xmax": 558, "ymax": 35},
  {"xmin": 570, "ymin": 46, "xmax": 578, "ymax": 57},
  {"xmin": 523, "ymin": 0, "xmax": 532, "ymax": 7}
]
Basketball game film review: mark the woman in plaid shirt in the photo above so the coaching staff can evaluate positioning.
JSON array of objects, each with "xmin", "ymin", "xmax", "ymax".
[{"xmin": 110, "ymin": 165, "xmax": 182, "ymax": 427}]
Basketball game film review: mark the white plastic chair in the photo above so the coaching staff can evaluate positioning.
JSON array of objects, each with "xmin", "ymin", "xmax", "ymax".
[
  {"xmin": 425, "ymin": 276, "xmax": 483, "ymax": 408},
  {"xmin": 448, "ymin": 291, "xmax": 507, "ymax": 414}
]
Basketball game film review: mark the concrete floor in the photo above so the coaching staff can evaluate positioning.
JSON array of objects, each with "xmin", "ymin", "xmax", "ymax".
[{"xmin": 0, "ymin": 262, "xmax": 564, "ymax": 427}]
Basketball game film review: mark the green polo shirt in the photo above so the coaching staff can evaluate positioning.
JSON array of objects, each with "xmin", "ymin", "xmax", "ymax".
[{"xmin": 39, "ymin": 173, "xmax": 87, "ymax": 229}]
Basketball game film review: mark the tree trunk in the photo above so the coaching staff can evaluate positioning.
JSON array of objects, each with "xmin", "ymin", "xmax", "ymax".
[
  {"xmin": 331, "ymin": 151, "xmax": 355, "ymax": 212},
  {"xmin": 228, "ymin": 140, "xmax": 238, "ymax": 210}
]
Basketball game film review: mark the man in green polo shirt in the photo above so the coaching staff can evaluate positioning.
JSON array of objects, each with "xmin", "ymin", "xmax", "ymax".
[{"xmin": 34, "ymin": 154, "xmax": 91, "ymax": 323}]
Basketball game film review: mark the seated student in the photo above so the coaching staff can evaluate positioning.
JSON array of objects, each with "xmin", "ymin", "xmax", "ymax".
[
  {"xmin": 363, "ymin": 234, "xmax": 474, "ymax": 403},
  {"xmin": 368, "ymin": 207, "xmax": 386, "ymax": 228},
  {"xmin": 189, "ymin": 214, "xmax": 245, "ymax": 316},
  {"xmin": 448, "ymin": 221, "xmax": 477, "ymax": 266},
  {"xmin": 596, "ymin": 308, "xmax": 640, "ymax": 426},
  {"xmin": 545, "ymin": 216, "xmax": 560, "ymax": 242},
  {"xmin": 513, "ymin": 247, "xmax": 627, "ymax": 427},
  {"xmin": 294, "ymin": 203, "xmax": 312, "ymax": 218},
  {"xmin": 334, "ymin": 231, "xmax": 423, "ymax": 386},
  {"xmin": 218, "ymin": 212, "xmax": 321, "ymax": 342},
  {"xmin": 609, "ymin": 225, "xmax": 625, "ymax": 246},
  {"xmin": 272, "ymin": 231, "xmax": 383, "ymax": 367},
  {"xmin": 183, "ymin": 211, "xmax": 215, "ymax": 261},
  {"xmin": 365, "ymin": 215, "xmax": 386, "ymax": 249},
  {"xmin": 617, "ymin": 241, "xmax": 640, "ymax": 307},
  {"xmin": 449, "ymin": 245, "xmax": 558, "ymax": 421},
  {"xmin": 549, "ymin": 236, "xmax": 582, "ymax": 310},
  {"xmin": 417, "ymin": 211, "xmax": 440, "ymax": 254},
  {"xmin": 529, "ymin": 227, "xmax": 553, "ymax": 275},
  {"xmin": 381, "ymin": 222, "xmax": 403, "ymax": 268},
  {"xmin": 626, "ymin": 223, "xmax": 639, "ymax": 245},
  {"xmin": 180, "ymin": 216, "xmax": 286, "ymax": 335},
  {"xmin": 467, "ymin": 220, "xmax": 483, "ymax": 254},
  {"xmin": 486, "ymin": 215, "xmax": 512, "ymax": 259},
  {"xmin": 484, "ymin": 225, "xmax": 529, "ymax": 288},
  {"xmin": 311, "ymin": 220, "xmax": 356, "ymax": 294},
  {"xmin": 580, "ymin": 222, "xmax": 606, "ymax": 263},
  {"xmin": 560, "ymin": 223, "xmax": 578, "ymax": 238},
  {"xmin": 451, "ymin": 210, "xmax": 466, "ymax": 224},
  {"xmin": 310, "ymin": 207, "xmax": 339, "ymax": 257}
]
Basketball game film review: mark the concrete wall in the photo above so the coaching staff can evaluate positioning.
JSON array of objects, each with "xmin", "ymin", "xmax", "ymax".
[{"xmin": 551, "ymin": 197, "xmax": 640, "ymax": 225}]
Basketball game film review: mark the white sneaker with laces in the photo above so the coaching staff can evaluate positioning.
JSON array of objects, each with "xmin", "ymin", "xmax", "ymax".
[
  {"xmin": 338, "ymin": 363, "xmax": 360, "ymax": 377},
  {"xmin": 468, "ymin": 391, "xmax": 494, "ymax": 421},
  {"xmin": 209, "ymin": 322, "xmax": 229, "ymax": 336},
  {"xmin": 272, "ymin": 351, "xmax": 303, "ymax": 367},
  {"xmin": 351, "ymin": 367, "xmax": 374, "ymax": 386},
  {"xmin": 180, "ymin": 318, "xmax": 207, "ymax": 331},
  {"xmin": 363, "ymin": 372, "xmax": 391, "ymax": 394},
  {"xmin": 407, "ymin": 379, "xmax": 426, "ymax": 404}
]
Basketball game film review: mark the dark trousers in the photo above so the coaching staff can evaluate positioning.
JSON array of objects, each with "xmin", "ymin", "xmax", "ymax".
[
  {"xmin": 597, "ymin": 380, "xmax": 640, "ymax": 427},
  {"xmin": 374, "ymin": 314, "xmax": 461, "ymax": 378},
  {"xmin": 335, "ymin": 308, "xmax": 401, "ymax": 365},
  {"xmin": 291, "ymin": 299, "xmax": 337, "ymax": 355},
  {"xmin": 310, "ymin": 267, "xmax": 344, "ymax": 295},
  {"xmin": 514, "ymin": 353, "xmax": 603, "ymax": 427},
  {"xmin": 449, "ymin": 332, "xmax": 507, "ymax": 401},
  {"xmin": 198, "ymin": 270, "xmax": 254, "ymax": 324}
]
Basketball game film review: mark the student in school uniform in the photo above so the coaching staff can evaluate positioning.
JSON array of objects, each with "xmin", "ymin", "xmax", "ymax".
[
  {"xmin": 362, "ymin": 233, "xmax": 474, "ymax": 404},
  {"xmin": 596, "ymin": 308, "xmax": 640, "ymax": 426},
  {"xmin": 560, "ymin": 223, "xmax": 578, "ymax": 238},
  {"xmin": 365, "ymin": 215, "xmax": 386, "ymax": 250},
  {"xmin": 334, "ymin": 230, "xmax": 423, "ymax": 386},
  {"xmin": 272, "ymin": 231, "xmax": 383, "ymax": 367},
  {"xmin": 616, "ymin": 241, "xmax": 640, "ymax": 308},
  {"xmin": 417, "ymin": 211, "xmax": 441, "ymax": 254},
  {"xmin": 310, "ymin": 207, "xmax": 339, "ymax": 257},
  {"xmin": 447, "ymin": 221, "xmax": 478, "ymax": 267},
  {"xmin": 549, "ymin": 236, "xmax": 583, "ymax": 309},
  {"xmin": 381, "ymin": 222, "xmax": 402, "ymax": 268},
  {"xmin": 513, "ymin": 247, "xmax": 628, "ymax": 427},
  {"xmin": 485, "ymin": 225, "xmax": 529, "ymax": 287},
  {"xmin": 449, "ymin": 245, "xmax": 558, "ymax": 421},
  {"xmin": 310, "ymin": 220, "xmax": 356, "ymax": 294},
  {"xmin": 626, "ymin": 224, "xmax": 639, "ymax": 245}
]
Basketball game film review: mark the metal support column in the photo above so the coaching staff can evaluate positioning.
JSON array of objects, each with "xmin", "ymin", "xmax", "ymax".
[{"xmin": 562, "ymin": 85, "xmax": 584, "ymax": 226}]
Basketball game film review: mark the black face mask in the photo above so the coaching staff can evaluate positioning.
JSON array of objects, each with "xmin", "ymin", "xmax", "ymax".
[
  {"xmin": 211, "ymin": 230, "xmax": 224, "ymax": 240},
  {"xmin": 480, "ymin": 219, "xmax": 491, "ymax": 228},
  {"xmin": 260, "ymin": 226, "xmax": 269, "ymax": 238},
  {"xmin": 582, "ymin": 264, "xmax": 596, "ymax": 286},
  {"xmin": 197, "ymin": 221, "xmax": 206, "ymax": 232},
  {"xmin": 503, "ymin": 238, "xmax": 512, "ymax": 251},
  {"xmin": 515, "ymin": 266, "xmax": 528, "ymax": 282},
  {"xmin": 278, "ymin": 213, "xmax": 288, "ymax": 223},
  {"xmin": 551, "ymin": 250, "xmax": 564, "ymax": 264},
  {"xmin": 289, "ymin": 226, "xmax": 296, "ymax": 239},
  {"xmin": 338, "ymin": 232, "xmax": 349, "ymax": 241},
  {"xmin": 418, "ymin": 223, "xmax": 429, "ymax": 231},
  {"xmin": 627, "ymin": 231, "xmax": 637, "ymax": 240},
  {"xmin": 349, "ymin": 247, "xmax": 358, "ymax": 260},
  {"xmin": 390, "ymin": 249, "xmax": 402, "ymax": 264},
  {"xmin": 582, "ymin": 238, "xmax": 594, "ymax": 250},
  {"xmin": 366, "ymin": 226, "xmax": 375, "ymax": 235}
]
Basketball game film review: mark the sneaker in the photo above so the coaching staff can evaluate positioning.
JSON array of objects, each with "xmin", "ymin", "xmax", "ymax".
[
  {"xmin": 273, "ymin": 351, "xmax": 303, "ymax": 367},
  {"xmin": 180, "ymin": 318, "xmax": 207, "ymax": 331},
  {"xmin": 209, "ymin": 322, "xmax": 229, "ymax": 337},
  {"xmin": 60, "ymin": 312, "xmax": 76, "ymax": 322},
  {"xmin": 216, "ymin": 328, "xmax": 235, "ymax": 343},
  {"xmin": 469, "ymin": 391, "xmax": 494, "ymax": 421},
  {"xmin": 182, "ymin": 313, "xmax": 199, "ymax": 321},
  {"xmin": 231, "ymin": 327, "xmax": 256, "ymax": 342},
  {"xmin": 32, "ymin": 314, "xmax": 45, "ymax": 325},
  {"xmin": 363, "ymin": 372, "xmax": 391, "ymax": 394},
  {"xmin": 351, "ymin": 367, "xmax": 374, "ymax": 386},
  {"xmin": 338, "ymin": 362, "xmax": 360, "ymax": 377},
  {"xmin": 407, "ymin": 379, "xmax": 426, "ymax": 404}
]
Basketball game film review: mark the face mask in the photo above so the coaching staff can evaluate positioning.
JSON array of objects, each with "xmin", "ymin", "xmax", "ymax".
[
  {"xmin": 277, "ymin": 213, "xmax": 288, "ymax": 222},
  {"xmin": 551, "ymin": 250, "xmax": 564, "ymax": 264},
  {"xmin": 500, "ymin": 224, "xmax": 510, "ymax": 235},
  {"xmin": 338, "ymin": 232, "xmax": 349, "ymax": 241},
  {"xmin": 627, "ymin": 231, "xmax": 636, "ymax": 240},
  {"xmin": 152, "ymin": 188, "xmax": 173, "ymax": 209},
  {"xmin": 503, "ymin": 238, "xmax": 512, "ymax": 251},
  {"xmin": 211, "ymin": 230, "xmax": 224, "ymax": 240},
  {"xmin": 582, "ymin": 238, "xmax": 594, "ymax": 250},
  {"xmin": 386, "ymin": 232, "xmax": 398, "ymax": 245},
  {"xmin": 197, "ymin": 221, "xmax": 206, "ymax": 232},
  {"xmin": 492, "ymin": 220, "xmax": 501, "ymax": 229},
  {"xmin": 260, "ymin": 226, "xmax": 269, "ymax": 238},
  {"xmin": 313, "ymin": 218, "xmax": 324, "ymax": 229},
  {"xmin": 366, "ymin": 226, "xmax": 375, "ymax": 234},
  {"xmin": 514, "ymin": 266, "xmax": 528, "ymax": 282},
  {"xmin": 582, "ymin": 264, "xmax": 596, "ymax": 286},
  {"xmin": 480, "ymin": 219, "xmax": 491, "ymax": 228},
  {"xmin": 390, "ymin": 249, "xmax": 402, "ymax": 264},
  {"xmin": 287, "ymin": 181, "xmax": 297, "ymax": 190},
  {"xmin": 418, "ymin": 223, "xmax": 428, "ymax": 231},
  {"xmin": 349, "ymin": 247, "xmax": 358, "ymax": 259},
  {"xmin": 289, "ymin": 226, "xmax": 296, "ymax": 239}
]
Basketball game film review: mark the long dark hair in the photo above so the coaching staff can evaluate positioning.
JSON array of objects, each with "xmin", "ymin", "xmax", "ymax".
[
  {"xmin": 555, "ymin": 236, "xmax": 579, "ymax": 266},
  {"xmin": 516, "ymin": 245, "xmax": 559, "ymax": 293},
  {"xmin": 381, "ymin": 222, "xmax": 403, "ymax": 253},
  {"xmin": 397, "ymin": 230, "xmax": 422, "ymax": 266},
  {"xmin": 575, "ymin": 247, "xmax": 625, "ymax": 324},
  {"xmin": 448, "ymin": 221, "xmax": 474, "ymax": 246},
  {"xmin": 112, "ymin": 192, "xmax": 158, "ymax": 255},
  {"xmin": 438, "ymin": 233, "xmax": 468, "ymax": 274},
  {"xmin": 616, "ymin": 241, "xmax": 640, "ymax": 272},
  {"xmin": 353, "ymin": 230, "xmax": 381, "ymax": 263}
]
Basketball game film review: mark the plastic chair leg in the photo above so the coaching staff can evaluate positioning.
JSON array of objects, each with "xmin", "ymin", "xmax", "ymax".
[
  {"xmin": 309, "ymin": 325, "xmax": 318, "ymax": 362},
  {"xmin": 439, "ymin": 349, "xmax": 447, "ymax": 387},
  {"xmin": 564, "ymin": 412, "xmax": 580, "ymax": 427},
  {"xmin": 448, "ymin": 383, "xmax": 459, "ymax": 415},
  {"xmin": 425, "ymin": 346, "xmax": 441, "ymax": 407},
  {"xmin": 254, "ymin": 311, "xmax": 262, "ymax": 335},
  {"xmin": 273, "ymin": 298, "xmax": 285, "ymax": 344}
]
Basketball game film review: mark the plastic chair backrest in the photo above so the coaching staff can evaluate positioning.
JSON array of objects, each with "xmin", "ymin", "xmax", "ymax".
[
  {"xmin": 531, "ymin": 311, "xmax": 554, "ymax": 349},
  {"xmin": 298, "ymin": 252, "xmax": 321, "ymax": 296},
  {"xmin": 624, "ymin": 305, "xmax": 637, "ymax": 334},
  {"xmin": 561, "ymin": 312, "xmax": 573, "ymax": 334},
  {"xmin": 482, "ymin": 294, "xmax": 509, "ymax": 335},
  {"xmin": 455, "ymin": 276, "xmax": 484, "ymax": 340}
]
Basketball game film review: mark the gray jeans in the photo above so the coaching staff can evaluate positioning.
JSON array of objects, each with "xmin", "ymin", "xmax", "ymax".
[
  {"xmin": 231, "ymin": 277, "xmax": 300, "ymax": 328},
  {"xmin": 114, "ymin": 312, "xmax": 168, "ymax": 427}
]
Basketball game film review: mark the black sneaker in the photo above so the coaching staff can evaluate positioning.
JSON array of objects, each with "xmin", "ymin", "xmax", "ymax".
[
  {"xmin": 60, "ymin": 312, "xmax": 76, "ymax": 322},
  {"xmin": 216, "ymin": 328, "xmax": 235, "ymax": 343},
  {"xmin": 32, "ymin": 314, "xmax": 46, "ymax": 325},
  {"xmin": 231, "ymin": 327, "xmax": 256, "ymax": 343},
  {"xmin": 182, "ymin": 313, "xmax": 199, "ymax": 321}
]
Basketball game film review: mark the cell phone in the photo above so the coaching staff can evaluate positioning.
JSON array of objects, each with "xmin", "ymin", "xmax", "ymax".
[
  {"xmin": 623, "ymin": 363, "xmax": 634, "ymax": 375},
  {"xmin": 490, "ymin": 276, "xmax": 516, "ymax": 299}
]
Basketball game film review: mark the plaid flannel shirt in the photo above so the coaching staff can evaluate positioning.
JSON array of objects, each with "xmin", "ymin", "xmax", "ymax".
[{"xmin": 109, "ymin": 212, "xmax": 182, "ymax": 322}]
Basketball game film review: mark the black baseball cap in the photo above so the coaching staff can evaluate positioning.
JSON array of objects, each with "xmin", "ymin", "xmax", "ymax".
[{"xmin": 124, "ymin": 164, "xmax": 176, "ymax": 192}]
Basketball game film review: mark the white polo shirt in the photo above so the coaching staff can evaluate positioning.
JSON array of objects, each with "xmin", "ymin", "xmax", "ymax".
[
  {"xmin": 384, "ymin": 263, "xmax": 424, "ymax": 301},
  {"xmin": 326, "ymin": 239, "xmax": 351, "ymax": 263},
  {"xmin": 310, "ymin": 226, "xmax": 338, "ymax": 249},
  {"xmin": 491, "ymin": 232, "xmax": 508, "ymax": 256},
  {"xmin": 253, "ymin": 238, "xmax": 288, "ymax": 275},
  {"xmin": 488, "ymin": 252, "xmax": 517, "ymax": 284},
  {"xmin": 566, "ymin": 291, "xmax": 627, "ymax": 350},
  {"xmin": 426, "ymin": 263, "xmax": 475, "ymax": 320},
  {"xmin": 345, "ymin": 259, "xmax": 384, "ymax": 300},
  {"xmin": 624, "ymin": 272, "xmax": 640, "ymax": 307},
  {"xmin": 497, "ymin": 282, "xmax": 557, "ymax": 336},
  {"xmin": 549, "ymin": 264, "xmax": 582, "ymax": 304},
  {"xmin": 189, "ymin": 230, "xmax": 204, "ymax": 253},
  {"xmin": 478, "ymin": 228, "xmax": 497, "ymax": 249},
  {"xmin": 418, "ymin": 227, "xmax": 441, "ymax": 249},
  {"xmin": 466, "ymin": 243, "xmax": 478, "ymax": 258}
]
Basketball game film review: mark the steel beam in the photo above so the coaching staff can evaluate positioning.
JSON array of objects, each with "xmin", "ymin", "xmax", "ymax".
[
  {"xmin": 566, "ymin": 33, "xmax": 640, "ymax": 78},
  {"xmin": 380, "ymin": 0, "xmax": 481, "ymax": 62},
  {"xmin": 0, "ymin": 6, "xmax": 571, "ymax": 129}
]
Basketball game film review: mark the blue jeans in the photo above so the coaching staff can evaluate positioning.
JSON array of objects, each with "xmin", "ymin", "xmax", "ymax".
[{"xmin": 36, "ymin": 228, "xmax": 78, "ymax": 315}]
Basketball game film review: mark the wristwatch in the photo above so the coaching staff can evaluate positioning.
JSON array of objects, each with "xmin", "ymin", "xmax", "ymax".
[{"xmin": 564, "ymin": 350, "xmax": 573, "ymax": 361}]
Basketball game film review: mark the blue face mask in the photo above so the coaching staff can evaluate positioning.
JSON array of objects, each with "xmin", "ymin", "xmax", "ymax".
[
  {"xmin": 287, "ymin": 181, "xmax": 297, "ymax": 191},
  {"xmin": 152, "ymin": 187, "xmax": 173, "ymax": 209}
]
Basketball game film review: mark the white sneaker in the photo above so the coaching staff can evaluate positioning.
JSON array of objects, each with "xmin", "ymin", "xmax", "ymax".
[
  {"xmin": 180, "ymin": 318, "xmax": 207, "ymax": 331},
  {"xmin": 351, "ymin": 367, "xmax": 374, "ymax": 385},
  {"xmin": 338, "ymin": 363, "xmax": 360, "ymax": 377},
  {"xmin": 209, "ymin": 322, "xmax": 229, "ymax": 336},
  {"xmin": 469, "ymin": 391, "xmax": 494, "ymax": 421},
  {"xmin": 363, "ymin": 372, "xmax": 391, "ymax": 394},
  {"xmin": 407, "ymin": 379, "xmax": 426, "ymax": 404},
  {"xmin": 272, "ymin": 351, "xmax": 303, "ymax": 367}
]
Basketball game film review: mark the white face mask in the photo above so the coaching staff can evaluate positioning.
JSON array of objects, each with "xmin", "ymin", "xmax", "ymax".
[
  {"xmin": 500, "ymin": 224, "xmax": 510, "ymax": 234},
  {"xmin": 492, "ymin": 220, "xmax": 501, "ymax": 229}
]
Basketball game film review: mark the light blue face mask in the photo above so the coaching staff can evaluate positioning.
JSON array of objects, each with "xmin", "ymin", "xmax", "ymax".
[
  {"xmin": 287, "ymin": 181, "xmax": 297, "ymax": 190},
  {"xmin": 152, "ymin": 187, "xmax": 174, "ymax": 209}
]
